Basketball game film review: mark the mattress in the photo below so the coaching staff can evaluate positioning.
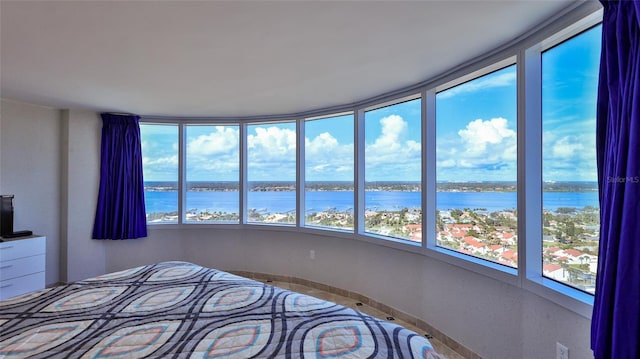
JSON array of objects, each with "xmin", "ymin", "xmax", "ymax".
[{"xmin": 0, "ymin": 261, "xmax": 443, "ymax": 358}]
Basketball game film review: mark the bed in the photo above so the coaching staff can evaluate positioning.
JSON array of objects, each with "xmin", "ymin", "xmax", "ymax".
[{"xmin": 0, "ymin": 261, "xmax": 443, "ymax": 358}]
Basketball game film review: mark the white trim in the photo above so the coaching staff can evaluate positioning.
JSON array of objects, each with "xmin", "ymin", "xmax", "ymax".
[
  {"xmin": 178, "ymin": 123, "xmax": 185, "ymax": 225},
  {"xmin": 424, "ymin": 89, "xmax": 436, "ymax": 254},
  {"xmin": 305, "ymin": 111, "xmax": 354, "ymax": 122},
  {"xmin": 357, "ymin": 232, "xmax": 423, "ymax": 254},
  {"xmin": 541, "ymin": 9, "xmax": 603, "ymax": 52},
  {"xmin": 435, "ymin": 56, "xmax": 517, "ymax": 94},
  {"xmin": 524, "ymin": 275, "xmax": 594, "ymax": 318},
  {"xmin": 355, "ymin": 108, "xmax": 366, "ymax": 236},
  {"xmin": 302, "ymin": 225, "xmax": 356, "ymax": 239},
  {"xmin": 297, "ymin": 118, "xmax": 304, "ymax": 228},
  {"xmin": 523, "ymin": 44, "xmax": 543, "ymax": 283},
  {"xmin": 362, "ymin": 93, "xmax": 422, "ymax": 113},
  {"xmin": 425, "ymin": 246, "xmax": 519, "ymax": 285},
  {"xmin": 240, "ymin": 123, "xmax": 248, "ymax": 224}
]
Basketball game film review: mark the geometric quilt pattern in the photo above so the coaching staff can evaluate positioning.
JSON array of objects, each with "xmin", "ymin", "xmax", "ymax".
[{"xmin": 0, "ymin": 261, "xmax": 442, "ymax": 358}]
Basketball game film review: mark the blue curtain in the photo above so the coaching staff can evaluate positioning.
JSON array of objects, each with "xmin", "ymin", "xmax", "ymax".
[
  {"xmin": 591, "ymin": 1, "xmax": 640, "ymax": 358},
  {"xmin": 92, "ymin": 113, "xmax": 147, "ymax": 240}
]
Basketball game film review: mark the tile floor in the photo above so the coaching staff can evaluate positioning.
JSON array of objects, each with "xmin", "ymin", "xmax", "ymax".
[{"xmin": 260, "ymin": 279, "xmax": 467, "ymax": 359}]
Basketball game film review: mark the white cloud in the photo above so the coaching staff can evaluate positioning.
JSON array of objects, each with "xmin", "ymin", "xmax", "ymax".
[
  {"xmin": 370, "ymin": 115, "xmax": 408, "ymax": 152},
  {"xmin": 552, "ymin": 136, "xmax": 585, "ymax": 159},
  {"xmin": 437, "ymin": 158, "xmax": 457, "ymax": 169},
  {"xmin": 333, "ymin": 165, "xmax": 353, "ymax": 173},
  {"xmin": 187, "ymin": 126, "xmax": 238, "ymax": 156},
  {"xmin": 305, "ymin": 132, "xmax": 353, "ymax": 181},
  {"xmin": 542, "ymin": 131, "xmax": 597, "ymax": 181},
  {"xmin": 457, "ymin": 117, "xmax": 516, "ymax": 167},
  {"xmin": 248, "ymin": 126, "xmax": 296, "ymax": 157},
  {"xmin": 143, "ymin": 155, "xmax": 178, "ymax": 167},
  {"xmin": 247, "ymin": 126, "xmax": 297, "ymax": 180},
  {"xmin": 141, "ymin": 137, "xmax": 180, "ymax": 180},
  {"xmin": 365, "ymin": 115, "xmax": 421, "ymax": 180},
  {"xmin": 183, "ymin": 127, "xmax": 240, "ymax": 180},
  {"xmin": 437, "ymin": 117, "xmax": 517, "ymax": 180},
  {"xmin": 310, "ymin": 164, "xmax": 331, "ymax": 172},
  {"xmin": 306, "ymin": 132, "xmax": 339, "ymax": 155},
  {"xmin": 142, "ymin": 155, "xmax": 179, "ymax": 181},
  {"xmin": 458, "ymin": 117, "xmax": 515, "ymax": 152}
]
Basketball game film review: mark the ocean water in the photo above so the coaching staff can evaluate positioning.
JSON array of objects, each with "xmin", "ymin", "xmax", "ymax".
[{"xmin": 144, "ymin": 190, "xmax": 599, "ymax": 214}]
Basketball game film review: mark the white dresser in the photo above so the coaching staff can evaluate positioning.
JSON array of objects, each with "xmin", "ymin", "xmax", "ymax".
[{"xmin": 0, "ymin": 236, "xmax": 46, "ymax": 300}]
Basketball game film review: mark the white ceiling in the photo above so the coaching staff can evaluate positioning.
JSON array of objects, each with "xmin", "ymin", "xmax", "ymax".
[{"xmin": 1, "ymin": 0, "xmax": 579, "ymax": 118}]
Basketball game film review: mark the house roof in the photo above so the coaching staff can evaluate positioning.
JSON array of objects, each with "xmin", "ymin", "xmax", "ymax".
[
  {"xmin": 501, "ymin": 250, "xmax": 517, "ymax": 260},
  {"xmin": 463, "ymin": 237, "xmax": 485, "ymax": 248},
  {"xmin": 564, "ymin": 249, "xmax": 583, "ymax": 257},
  {"xmin": 543, "ymin": 264, "xmax": 563, "ymax": 273}
]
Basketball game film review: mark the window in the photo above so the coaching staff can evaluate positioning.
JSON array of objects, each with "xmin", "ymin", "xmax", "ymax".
[
  {"xmin": 246, "ymin": 122, "xmax": 297, "ymax": 224},
  {"xmin": 541, "ymin": 26, "xmax": 601, "ymax": 293},
  {"xmin": 436, "ymin": 65, "xmax": 518, "ymax": 267},
  {"xmin": 304, "ymin": 114, "xmax": 354, "ymax": 231},
  {"xmin": 364, "ymin": 99, "xmax": 422, "ymax": 243},
  {"xmin": 140, "ymin": 123, "xmax": 179, "ymax": 223},
  {"xmin": 185, "ymin": 124, "xmax": 240, "ymax": 223}
]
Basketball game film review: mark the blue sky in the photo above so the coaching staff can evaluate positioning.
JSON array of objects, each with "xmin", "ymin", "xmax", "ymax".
[
  {"xmin": 141, "ymin": 25, "xmax": 601, "ymax": 183},
  {"xmin": 542, "ymin": 25, "xmax": 601, "ymax": 182},
  {"xmin": 140, "ymin": 124, "xmax": 178, "ymax": 181}
]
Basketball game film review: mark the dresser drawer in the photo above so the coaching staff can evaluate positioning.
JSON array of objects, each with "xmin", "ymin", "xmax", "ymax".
[
  {"xmin": 0, "ymin": 236, "xmax": 46, "ymax": 261},
  {"xmin": 0, "ymin": 254, "xmax": 46, "ymax": 281},
  {"xmin": 0, "ymin": 271, "xmax": 45, "ymax": 300}
]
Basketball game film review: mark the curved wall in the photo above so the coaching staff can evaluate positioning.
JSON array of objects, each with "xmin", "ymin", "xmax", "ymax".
[{"xmin": 101, "ymin": 227, "xmax": 592, "ymax": 358}]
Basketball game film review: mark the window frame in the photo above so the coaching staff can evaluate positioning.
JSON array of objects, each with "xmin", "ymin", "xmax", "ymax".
[
  {"xmin": 139, "ymin": 121, "xmax": 181, "ymax": 225},
  {"xmin": 522, "ymin": 12, "xmax": 602, "ymax": 318},
  {"xmin": 424, "ymin": 72, "xmax": 520, "ymax": 285},
  {"xmin": 301, "ymin": 112, "xmax": 356, "ymax": 233},
  {"xmin": 361, "ymin": 95, "xmax": 424, "ymax": 245},
  {"xmin": 245, "ymin": 120, "xmax": 298, "ymax": 226},
  {"xmin": 431, "ymin": 61, "xmax": 519, "ymax": 270},
  {"xmin": 183, "ymin": 123, "xmax": 241, "ymax": 224}
]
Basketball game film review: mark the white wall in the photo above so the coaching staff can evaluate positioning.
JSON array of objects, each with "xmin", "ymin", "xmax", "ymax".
[
  {"xmin": 60, "ymin": 109, "xmax": 105, "ymax": 282},
  {"xmin": 0, "ymin": 99, "xmax": 61, "ymax": 285}
]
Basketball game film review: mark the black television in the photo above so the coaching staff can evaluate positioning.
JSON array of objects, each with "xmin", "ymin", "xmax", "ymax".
[{"xmin": 0, "ymin": 195, "xmax": 14, "ymax": 236}]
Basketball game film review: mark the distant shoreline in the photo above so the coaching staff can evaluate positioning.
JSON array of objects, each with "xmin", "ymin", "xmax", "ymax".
[{"xmin": 144, "ymin": 181, "xmax": 598, "ymax": 193}]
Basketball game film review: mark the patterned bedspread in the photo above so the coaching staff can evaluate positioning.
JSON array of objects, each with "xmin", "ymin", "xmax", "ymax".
[{"xmin": 0, "ymin": 261, "xmax": 442, "ymax": 358}]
